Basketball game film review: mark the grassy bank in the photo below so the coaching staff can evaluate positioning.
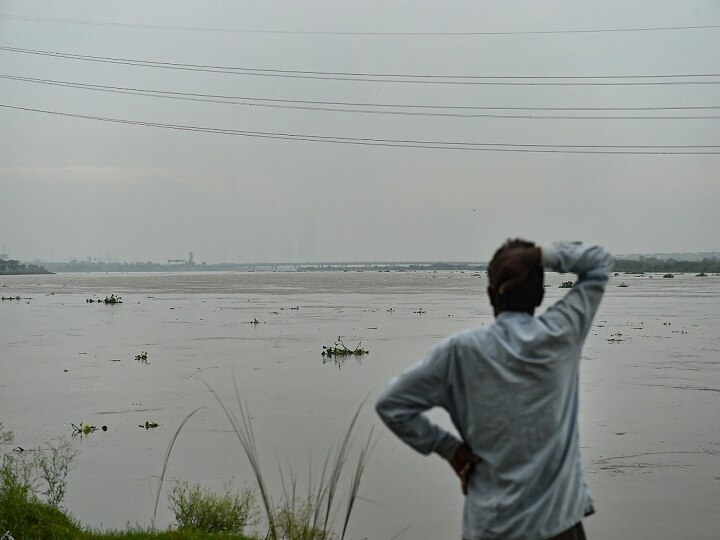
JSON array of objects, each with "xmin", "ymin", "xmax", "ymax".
[
  {"xmin": 1, "ymin": 393, "xmax": 374, "ymax": 540},
  {"xmin": 0, "ymin": 493, "xmax": 248, "ymax": 539},
  {"xmin": 0, "ymin": 492, "xmax": 255, "ymax": 540}
]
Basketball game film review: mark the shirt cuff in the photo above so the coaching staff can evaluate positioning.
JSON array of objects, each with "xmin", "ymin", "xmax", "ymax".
[
  {"xmin": 541, "ymin": 243, "xmax": 560, "ymax": 269},
  {"xmin": 434, "ymin": 433, "xmax": 462, "ymax": 461}
]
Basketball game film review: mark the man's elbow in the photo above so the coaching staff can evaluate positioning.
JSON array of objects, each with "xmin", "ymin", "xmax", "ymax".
[
  {"xmin": 584, "ymin": 245, "xmax": 613, "ymax": 278},
  {"xmin": 599, "ymin": 246, "xmax": 613, "ymax": 271},
  {"xmin": 375, "ymin": 388, "xmax": 407, "ymax": 429},
  {"xmin": 375, "ymin": 391, "xmax": 392, "ymax": 424}
]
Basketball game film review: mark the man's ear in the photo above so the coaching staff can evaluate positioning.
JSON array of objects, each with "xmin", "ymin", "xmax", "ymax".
[{"xmin": 487, "ymin": 286, "xmax": 496, "ymax": 308}]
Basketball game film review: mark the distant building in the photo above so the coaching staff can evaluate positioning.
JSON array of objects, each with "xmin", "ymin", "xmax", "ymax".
[{"xmin": 167, "ymin": 251, "xmax": 196, "ymax": 266}]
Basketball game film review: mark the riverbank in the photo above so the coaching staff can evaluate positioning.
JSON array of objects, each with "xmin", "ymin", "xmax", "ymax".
[{"xmin": 0, "ymin": 493, "xmax": 255, "ymax": 540}]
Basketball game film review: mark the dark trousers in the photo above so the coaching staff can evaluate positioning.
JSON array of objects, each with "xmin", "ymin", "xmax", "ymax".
[{"xmin": 546, "ymin": 522, "xmax": 586, "ymax": 540}]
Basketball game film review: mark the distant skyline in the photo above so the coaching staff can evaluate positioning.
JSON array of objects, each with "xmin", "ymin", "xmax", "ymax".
[
  {"xmin": 4, "ymin": 248, "xmax": 720, "ymax": 266},
  {"xmin": 2, "ymin": 1, "xmax": 718, "ymax": 263}
]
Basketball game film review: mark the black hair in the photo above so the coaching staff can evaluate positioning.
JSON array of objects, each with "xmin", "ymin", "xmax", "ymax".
[{"xmin": 487, "ymin": 238, "xmax": 544, "ymax": 314}]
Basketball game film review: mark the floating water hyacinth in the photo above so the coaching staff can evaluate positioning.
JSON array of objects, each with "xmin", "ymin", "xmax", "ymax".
[
  {"xmin": 322, "ymin": 339, "xmax": 369, "ymax": 358},
  {"xmin": 86, "ymin": 294, "xmax": 123, "ymax": 304},
  {"xmin": 71, "ymin": 423, "xmax": 97, "ymax": 436}
]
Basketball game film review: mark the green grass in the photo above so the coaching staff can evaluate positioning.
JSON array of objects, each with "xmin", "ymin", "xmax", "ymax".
[
  {"xmin": 88, "ymin": 528, "xmax": 256, "ymax": 539},
  {"xmin": 168, "ymin": 481, "xmax": 256, "ymax": 535},
  {"xmin": 0, "ymin": 481, "xmax": 83, "ymax": 539},
  {"xmin": 0, "ymin": 488, "xmax": 257, "ymax": 539},
  {"xmin": 205, "ymin": 379, "xmax": 376, "ymax": 540},
  {"xmin": 1, "ymin": 385, "xmax": 375, "ymax": 540}
]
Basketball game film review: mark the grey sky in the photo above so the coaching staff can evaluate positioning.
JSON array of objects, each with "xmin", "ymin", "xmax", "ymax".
[{"xmin": 1, "ymin": 1, "xmax": 718, "ymax": 263}]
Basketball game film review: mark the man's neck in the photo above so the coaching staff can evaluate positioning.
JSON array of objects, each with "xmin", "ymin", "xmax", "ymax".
[{"xmin": 495, "ymin": 308, "xmax": 535, "ymax": 318}]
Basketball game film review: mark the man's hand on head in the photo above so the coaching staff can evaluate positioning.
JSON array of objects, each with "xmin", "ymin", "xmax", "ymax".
[
  {"xmin": 493, "ymin": 247, "xmax": 542, "ymax": 295},
  {"xmin": 449, "ymin": 443, "xmax": 482, "ymax": 495}
]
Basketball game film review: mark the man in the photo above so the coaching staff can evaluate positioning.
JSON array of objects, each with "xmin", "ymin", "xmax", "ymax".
[{"xmin": 376, "ymin": 240, "xmax": 612, "ymax": 539}]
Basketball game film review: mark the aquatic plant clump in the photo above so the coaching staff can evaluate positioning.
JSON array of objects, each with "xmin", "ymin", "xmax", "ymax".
[
  {"xmin": 86, "ymin": 294, "xmax": 123, "ymax": 304},
  {"xmin": 321, "ymin": 339, "xmax": 369, "ymax": 358},
  {"xmin": 559, "ymin": 281, "xmax": 574, "ymax": 288},
  {"xmin": 71, "ymin": 423, "xmax": 97, "ymax": 436}
]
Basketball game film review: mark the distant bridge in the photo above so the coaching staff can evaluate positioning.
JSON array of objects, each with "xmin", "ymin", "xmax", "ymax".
[{"xmin": 201, "ymin": 261, "xmax": 487, "ymax": 272}]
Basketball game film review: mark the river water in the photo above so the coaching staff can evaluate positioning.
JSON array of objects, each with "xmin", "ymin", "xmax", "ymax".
[{"xmin": 1, "ymin": 271, "xmax": 718, "ymax": 539}]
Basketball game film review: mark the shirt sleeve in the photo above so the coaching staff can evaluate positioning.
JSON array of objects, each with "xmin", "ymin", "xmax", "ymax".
[
  {"xmin": 540, "ymin": 242, "xmax": 612, "ymax": 340},
  {"xmin": 375, "ymin": 342, "xmax": 462, "ymax": 461}
]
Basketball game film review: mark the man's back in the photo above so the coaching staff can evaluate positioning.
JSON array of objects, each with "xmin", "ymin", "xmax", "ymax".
[{"xmin": 376, "ymin": 242, "xmax": 612, "ymax": 539}]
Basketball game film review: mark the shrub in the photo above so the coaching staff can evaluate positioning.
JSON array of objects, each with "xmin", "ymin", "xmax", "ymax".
[
  {"xmin": 0, "ymin": 423, "xmax": 12, "ymax": 445},
  {"xmin": 0, "ymin": 424, "xmax": 78, "ymax": 508},
  {"xmin": 168, "ymin": 480, "xmax": 256, "ymax": 534},
  {"xmin": 0, "ymin": 423, "xmax": 82, "ymax": 538},
  {"xmin": 275, "ymin": 500, "xmax": 331, "ymax": 540},
  {"xmin": 37, "ymin": 438, "xmax": 78, "ymax": 507}
]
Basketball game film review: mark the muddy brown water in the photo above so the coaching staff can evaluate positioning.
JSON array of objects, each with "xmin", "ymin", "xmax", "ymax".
[{"xmin": 1, "ymin": 271, "xmax": 718, "ymax": 539}]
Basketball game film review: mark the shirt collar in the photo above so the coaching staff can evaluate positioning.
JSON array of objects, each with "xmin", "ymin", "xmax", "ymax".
[{"xmin": 496, "ymin": 311, "xmax": 533, "ymax": 322}]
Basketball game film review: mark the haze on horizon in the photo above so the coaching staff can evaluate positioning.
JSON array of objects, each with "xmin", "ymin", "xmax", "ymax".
[{"xmin": 1, "ymin": 1, "xmax": 718, "ymax": 264}]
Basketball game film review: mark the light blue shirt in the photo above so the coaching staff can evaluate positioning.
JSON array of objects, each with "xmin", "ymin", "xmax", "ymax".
[{"xmin": 376, "ymin": 242, "xmax": 612, "ymax": 540}]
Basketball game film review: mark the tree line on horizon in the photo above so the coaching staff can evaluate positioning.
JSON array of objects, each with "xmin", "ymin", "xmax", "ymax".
[
  {"xmin": 2, "ymin": 256, "xmax": 719, "ymax": 274},
  {"xmin": 611, "ymin": 257, "xmax": 720, "ymax": 274},
  {"xmin": 0, "ymin": 258, "xmax": 51, "ymax": 275}
]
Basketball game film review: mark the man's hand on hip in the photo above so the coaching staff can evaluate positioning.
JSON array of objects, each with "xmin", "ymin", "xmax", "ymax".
[{"xmin": 449, "ymin": 443, "xmax": 482, "ymax": 495}]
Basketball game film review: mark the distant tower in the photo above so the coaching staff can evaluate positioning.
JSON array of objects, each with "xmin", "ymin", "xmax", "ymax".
[{"xmin": 188, "ymin": 251, "xmax": 194, "ymax": 264}]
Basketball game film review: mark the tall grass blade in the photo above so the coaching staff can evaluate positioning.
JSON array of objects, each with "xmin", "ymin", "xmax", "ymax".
[
  {"xmin": 388, "ymin": 524, "xmax": 412, "ymax": 540},
  {"xmin": 322, "ymin": 397, "xmax": 367, "ymax": 534},
  {"xmin": 203, "ymin": 378, "xmax": 278, "ymax": 540},
  {"xmin": 310, "ymin": 451, "xmax": 332, "ymax": 534},
  {"xmin": 340, "ymin": 426, "xmax": 377, "ymax": 540},
  {"xmin": 204, "ymin": 379, "xmax": 373, "ymax": 540},
  {"xmin": 151, "ymin": 407, "xmax": 203, "ymax": 529}
]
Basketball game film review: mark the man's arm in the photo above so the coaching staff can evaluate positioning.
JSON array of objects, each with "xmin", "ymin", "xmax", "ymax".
[
  {"xmin": 540, "ymin": 242, "xmax": 612, "ymax": 339},
  {"xmin": 492, "ymin": 241, "xmax": 611, "ymax": 340},
  {"xmin": 375, "ymin": 348, "xmax": 480, "ymax": 494},
  {"xmin": 375, "ymin": 345, "xmax": 461, "ymax": 460}
]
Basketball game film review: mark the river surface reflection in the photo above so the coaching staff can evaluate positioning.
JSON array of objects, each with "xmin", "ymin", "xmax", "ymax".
[{"xmin": 1, "ymin": 271, "xmax": 718, "ymax": 538}]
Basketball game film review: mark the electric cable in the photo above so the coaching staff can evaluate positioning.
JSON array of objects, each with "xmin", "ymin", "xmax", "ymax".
[
  {"xmin": 2, "ymin": 46, "xmax": 720, "ymax": 85},
  {"xmin": 2, "ymin": 74, "xmax": 719, "ymax": 119},
  {"xmin": 1, "ymin": 103, "xmax": 718, "ymax": 154},
  {"xmin": 1, "ymin": 13, "xmax": 718, "ymax": 36}
]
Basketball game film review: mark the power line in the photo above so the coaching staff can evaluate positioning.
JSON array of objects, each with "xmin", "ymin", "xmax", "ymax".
[
  {"xmin": 3, "ymin": 74, "xmax": 720, "ymax": 119},
  {"xmin": 2, "ymin": 46, "xmax": 720, "ymax": 85},
  {"xmin": 2, "ymin": 103, "xmax": 718, "ymax": 154},
  {"xmin": 1, "ymin": 13, "xmax": 719, "ymax": 36}
]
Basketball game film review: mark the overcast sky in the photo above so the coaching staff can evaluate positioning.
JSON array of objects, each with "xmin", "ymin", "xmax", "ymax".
[{"xmin": 1, "ymin": 1, "xmax": 718, "ymax": 263}]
